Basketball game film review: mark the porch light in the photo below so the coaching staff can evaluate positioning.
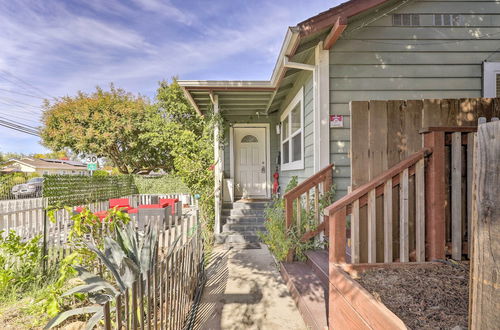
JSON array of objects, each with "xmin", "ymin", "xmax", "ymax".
[{"xmin": 276, "ymin": 123, "xmax": 281, "ymax": 135}]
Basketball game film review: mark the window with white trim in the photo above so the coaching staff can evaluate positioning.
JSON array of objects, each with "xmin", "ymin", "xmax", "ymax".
[
  {"xmin": 483, "ymin": 62, "xmax": 500, "ymax": 97},
  {"xmin": 280, "ymin": 88, "xmax": 304, "ymax": 171}
]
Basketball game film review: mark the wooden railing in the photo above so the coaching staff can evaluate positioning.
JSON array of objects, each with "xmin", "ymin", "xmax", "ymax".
[
  {"xmin": 325, "ymin": 149, "xmax": 431, "ymax": 264},
  {"xmin": 284, "ymin": 164, "xmax": 334, "ymax": 261}
]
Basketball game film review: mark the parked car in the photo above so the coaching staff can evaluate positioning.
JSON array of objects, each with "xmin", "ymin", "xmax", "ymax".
[{"xmin": 11, "ymin": 177, "xmax": 44, "ymax": 198}]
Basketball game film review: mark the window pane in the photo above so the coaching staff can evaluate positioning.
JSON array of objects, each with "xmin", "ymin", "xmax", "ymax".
[
  {"xmin": 282, "ymin": 115, "xmax": 289, "ymax": 140},
  {"xmin": 283, "ymin": 141, "xmax": 289, "ymax": 164},
  {"xmin": 291, "ymin": 103, "xmax": 301, "ymax": 134},
  {"xmin": 292, "ymin": 133, "xmax": 301, "ymax": 162}
]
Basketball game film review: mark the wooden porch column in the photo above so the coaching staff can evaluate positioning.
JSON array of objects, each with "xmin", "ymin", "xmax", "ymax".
[
  {"xmin": 423, "ymin": 131, "xmax": 446, "ymax": 260},
  {"xmin": 213, "ymin": 94, "xmax": 222, "ymax": 235}
]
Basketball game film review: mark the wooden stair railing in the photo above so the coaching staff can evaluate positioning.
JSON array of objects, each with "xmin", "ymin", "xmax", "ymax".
[
  {"xmin": 284, "ymin": 164, "xmax": 334, "ymax": 262},
  {"xmin": 324, "ymin": 148, "xmax": 432, "ymax": 264}
]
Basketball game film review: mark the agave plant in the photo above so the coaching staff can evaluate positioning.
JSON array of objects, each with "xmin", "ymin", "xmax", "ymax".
[{"xmin": 45, "ymin": 221, "xmax": 180, "ymax": 329}]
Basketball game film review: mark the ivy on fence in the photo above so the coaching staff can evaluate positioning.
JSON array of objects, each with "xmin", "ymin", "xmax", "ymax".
[{"xmin": 43, "ymin": 175, "xmax": 137, "ymax": 207}]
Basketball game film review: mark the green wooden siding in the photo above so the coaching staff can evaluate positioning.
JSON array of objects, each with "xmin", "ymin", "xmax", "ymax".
[
  {"xmin": 329, "ymin": 0, "xmax": 500, "ymax": 198},
  {"xmin": 279, "ymin": 75, "xmax": 315, "ymax": 190}
]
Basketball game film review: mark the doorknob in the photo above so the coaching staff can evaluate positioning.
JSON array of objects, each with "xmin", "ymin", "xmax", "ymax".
[{"xmin": 261, "ymin": 166, "xmax": 265, "ymax": 173}]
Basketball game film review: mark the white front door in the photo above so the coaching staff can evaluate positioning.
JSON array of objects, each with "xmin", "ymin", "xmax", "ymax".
[{"xmin": 234, "ymin": 127, "xmax": 267, "ymax": 198}]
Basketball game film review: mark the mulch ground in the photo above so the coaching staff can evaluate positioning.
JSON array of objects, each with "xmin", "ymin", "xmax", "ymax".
[{"xmin": 355, "ymin": 261, "xmax": 469, "ymax": 329}]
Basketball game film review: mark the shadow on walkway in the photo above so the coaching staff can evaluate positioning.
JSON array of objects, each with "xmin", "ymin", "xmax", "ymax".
[{"xmin": 192, "ymin": 244, "xmax": 306, "ymax": 330}]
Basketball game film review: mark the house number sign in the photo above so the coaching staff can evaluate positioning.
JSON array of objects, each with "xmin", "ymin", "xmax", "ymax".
[{"xmin": 330, "ymin": 115, "xmax": 344, "ymax": 128}]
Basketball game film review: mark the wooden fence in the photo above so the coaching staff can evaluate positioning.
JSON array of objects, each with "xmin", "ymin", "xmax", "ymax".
[
  {"xmin": 350, "ymin": 98, "xmax": 500, "ymax": 262},
  {"xmin": 103, "ymin": 213, "xmax": 203, "ymax": 330},
  {"xmin": 0, "ymin": 194, "xmax": 195, "ymax": 265}
]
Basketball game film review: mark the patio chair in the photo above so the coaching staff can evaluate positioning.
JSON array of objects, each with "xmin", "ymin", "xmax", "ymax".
[
  {"xmin": 136, "ymin": 206, "xmax": 172, "ymax": 231},
  {"xmin": 109, "ymin": 198, "xmax": 133, "ymax": 211},
  {"xmin": 159, "ymin": 198, "xmax": 182, "ymax": 216}
]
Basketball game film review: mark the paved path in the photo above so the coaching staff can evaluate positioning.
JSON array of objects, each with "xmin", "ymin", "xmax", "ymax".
[{"xmin": 193, "ymin": 244, "xmax": 307, "ymax": 330}]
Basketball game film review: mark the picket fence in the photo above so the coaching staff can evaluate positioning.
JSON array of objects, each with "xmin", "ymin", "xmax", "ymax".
[{"xmin": 103, "ymin": 213, "xmax": 203, "ymax": 330}]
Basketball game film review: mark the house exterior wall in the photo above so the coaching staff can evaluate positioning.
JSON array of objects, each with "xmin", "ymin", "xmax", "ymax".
[
  {"xmin": 329, "ymin": 0, "xmax": 500, "ymax": 199},
  {"xmin": 9, "ymin": 162, "xmax": 88, "ymax": 175},
  {"xmin": 278, "ymin": 73, "xmax": 315, "ymax": 191}
]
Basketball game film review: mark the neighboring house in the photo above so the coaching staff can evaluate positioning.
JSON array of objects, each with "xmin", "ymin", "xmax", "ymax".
[
  {"xmin": 179, "ymin": 0, "xmax": 500, "ymax": 231},
  {"xmin": 1, "ymin": 158, "xmax": 90, "ymax": 176}
]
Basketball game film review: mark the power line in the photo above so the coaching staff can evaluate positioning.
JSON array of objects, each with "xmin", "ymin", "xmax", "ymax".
[
  {"xmin": 0, "ymin": 88, "xmax": 46, "ymax": 100},
  {"xmin": 0, "ymin": 118, "xmax": 40, "ymax": 137},
  {"xmin": 0, "ymin": 116, "xmax": 39, "ymax": 129},
  {"xmin": 0, "ymin": 70, "xmax": 54, "ymax": 99},
  {"xmin": 0, "ymin": 101, "xmax": 42, "ymax": 116},
  {"xmin": 0, "ymin": 110, "xmax": 41, "ymax": 125}
]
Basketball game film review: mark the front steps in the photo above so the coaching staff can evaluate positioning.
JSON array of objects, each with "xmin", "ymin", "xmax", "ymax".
[
  {"xmin": 215, "ymin": 200, "xmax": 270, "ymax": 246},
  {"xmin": 281, "ymin": 250, "xmax": 329, "ymax": 330}
]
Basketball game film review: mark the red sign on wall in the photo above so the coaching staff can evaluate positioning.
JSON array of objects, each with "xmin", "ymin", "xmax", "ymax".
[{"xmin": 330, "ymin": 115, "xmax": 344, "ymax": 128}]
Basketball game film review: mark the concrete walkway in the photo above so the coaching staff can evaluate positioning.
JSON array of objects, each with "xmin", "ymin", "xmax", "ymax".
[{"xmin": 193, "ymin": 244, "xmax": 307, "ymax": 330}]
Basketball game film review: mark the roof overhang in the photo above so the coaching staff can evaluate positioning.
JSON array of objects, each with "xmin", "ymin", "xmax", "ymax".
[{"xmin": 179, "ymin": 0, "xmax": 394, "ymax": 115}]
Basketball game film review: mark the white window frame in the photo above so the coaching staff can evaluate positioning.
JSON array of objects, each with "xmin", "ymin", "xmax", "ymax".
[
  {"xmin": 484, "ymin": 62, "xmax": 500, "ymax": 97},
  {"xmin": 280, "ymin": 88, "xmax": 304, "ymax": 171}
]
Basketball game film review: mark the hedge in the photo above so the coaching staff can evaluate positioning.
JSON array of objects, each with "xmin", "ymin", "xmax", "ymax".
[{"xmin": 133, "ymin": 175, "xmax": 189, "ymax": 194}]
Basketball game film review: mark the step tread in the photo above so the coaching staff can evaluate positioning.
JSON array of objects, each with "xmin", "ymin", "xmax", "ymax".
[
  {"xmin": 281, "ymin": 262, "xmax": 328, "ymax": 330},
  {"xmin": 305, "ymin": 250, "xmax": 329, "ymax": 287}
]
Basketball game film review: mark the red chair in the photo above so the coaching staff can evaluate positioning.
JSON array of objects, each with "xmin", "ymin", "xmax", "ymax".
[
  {"xmin": 159, "ymin": 198, "xmax": 179, "ymax": 215},
  {"xmin": 109, "ymin": 198, "xmax": 133, "ymax": 211},
  {"xmin": 138, "ymin": 204, "xmax": 162, "ymax": 209}
]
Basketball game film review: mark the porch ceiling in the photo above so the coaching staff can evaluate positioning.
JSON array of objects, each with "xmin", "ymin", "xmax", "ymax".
[
  {"xmin": 178, "ymin": 28, "xmax": 327, "ymax": 116},
  {"xmin": 188, "ymin": 88, "xmax": 276, "ymax": 116}
]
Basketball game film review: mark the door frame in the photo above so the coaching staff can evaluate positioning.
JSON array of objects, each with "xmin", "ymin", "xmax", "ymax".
[{"xmin": 230, "ymin": 123, "xmax": 271, "ymax": 199}]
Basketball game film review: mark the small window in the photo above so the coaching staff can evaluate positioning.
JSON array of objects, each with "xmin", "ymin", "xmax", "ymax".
[
  {"xmin": 434, "ymin": 14, "xmax": 462, "ymax": 26},
  {"xmin": 241, "ymin": 135, "xmax": 258, "ymax": 143},
  {"xmin": 483, "ymin": 62, "xmax": 500, "ymax": 97},
  {"xmin": 280, "ymin": 88, "xmax": 304, "ymax": 171},
  {"xmin": 393, "ymin": 14, "xmax": 420, "ymax": 26}
]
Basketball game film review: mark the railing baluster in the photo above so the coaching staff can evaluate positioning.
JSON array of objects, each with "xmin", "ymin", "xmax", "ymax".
[
  {"xmin": 367, "ymin": 189, "xmax": 376, "ymax": 263},
  {"xmin": 296, "ymin": 197, "xmax": 301, "ymax": 236},
  {"xmin": 351, "ymin": 200, "xmax": 360, "ymax": 263},
  {"xmin": 383, "ymin": 179, "xmax": 393, "ymax": 263},
  {"xmin": 314, "ymin": 185, "xmax": 319, "ymax": 224},
  {"xmin": 415, "ymin": 159, "xmax": 426, "ymax": 262},
  {"xmin": 400, "ymin": 168, "xmax": 409, "ymax": 262},
  {"xmin": 451, "ymin": 132, "xmax": 462, "ymax": 260}
]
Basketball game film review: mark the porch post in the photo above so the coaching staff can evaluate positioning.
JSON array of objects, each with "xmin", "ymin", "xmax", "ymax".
[
  {"xmin": 213, "ymin": 94, "xmax": 222, "ymax": 235},
  {"xmin": 314, "ymin": 41, "xmax": 330, "ymax": 173}
]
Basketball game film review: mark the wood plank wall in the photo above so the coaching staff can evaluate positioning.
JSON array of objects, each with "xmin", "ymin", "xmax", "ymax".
[{"xmin": 350, "ymin": 98, "xmax": 500, "ymax": 262}]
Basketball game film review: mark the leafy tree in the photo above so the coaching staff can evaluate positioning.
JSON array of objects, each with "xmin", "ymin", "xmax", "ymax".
[{"xmin": 40, "ymin": 85, "xmax": 161, "ymax": 174}]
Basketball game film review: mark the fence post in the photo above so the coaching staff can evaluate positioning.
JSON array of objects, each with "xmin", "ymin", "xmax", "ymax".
[
  {"xmin": 423, "ymin": 131, "xmax": 446, "ymax": 260},
  {"xmin": 469, "ymin": 121, "xmax": 500, "ymax": 329},
  {"xmin": 329, "ymin": 207, "xmax": 346, "ymax": 264}
]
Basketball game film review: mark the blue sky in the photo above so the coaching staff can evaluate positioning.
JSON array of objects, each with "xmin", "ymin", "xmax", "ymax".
[{"xmin": 0, "ymin": 0, "xmax": 338, "ymax": 154}]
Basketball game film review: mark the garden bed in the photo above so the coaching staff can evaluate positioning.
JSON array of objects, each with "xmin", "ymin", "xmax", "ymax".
[{"xmin": 329, "ymin": 262, "xmax": 469, "ymax": 329}]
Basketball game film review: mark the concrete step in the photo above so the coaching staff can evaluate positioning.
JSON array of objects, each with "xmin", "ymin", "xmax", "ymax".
[
  {"xmin": 222, "ymin": 223, "xmax": 266, "ymax": 233},
  {"xmin": 222, "ymin": 216, "xmax": 266, "ymax": 225},
  {"xmin": 222, "ymin": 201, "xmax": 270, "ymax": 210},
  {"xmin": 280, "ymin": 262, "xmax": 328, "ymax": 330},
  {"xmin": 215, "ymin": 231, "xmax": 261, "ymax": 244},
  {"xmin": 221, "ymin": 208, "xmax": 266, "ymax": 216}
]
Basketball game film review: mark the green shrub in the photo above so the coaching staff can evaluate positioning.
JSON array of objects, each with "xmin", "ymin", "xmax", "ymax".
[
  {"xmin": 91, "ymin": 169, "xmax": 109, "ymax": 176},
  {"xmin": 259, "ymin": 176, "xmax": 334, "ymax": 262},
  {"xmin": 133, "ymin": 174, "xmax": 189, "ymax": 194},
  {"xmin": 0, "ymin": 231, "xmax": 48, "ymax": 298}
]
